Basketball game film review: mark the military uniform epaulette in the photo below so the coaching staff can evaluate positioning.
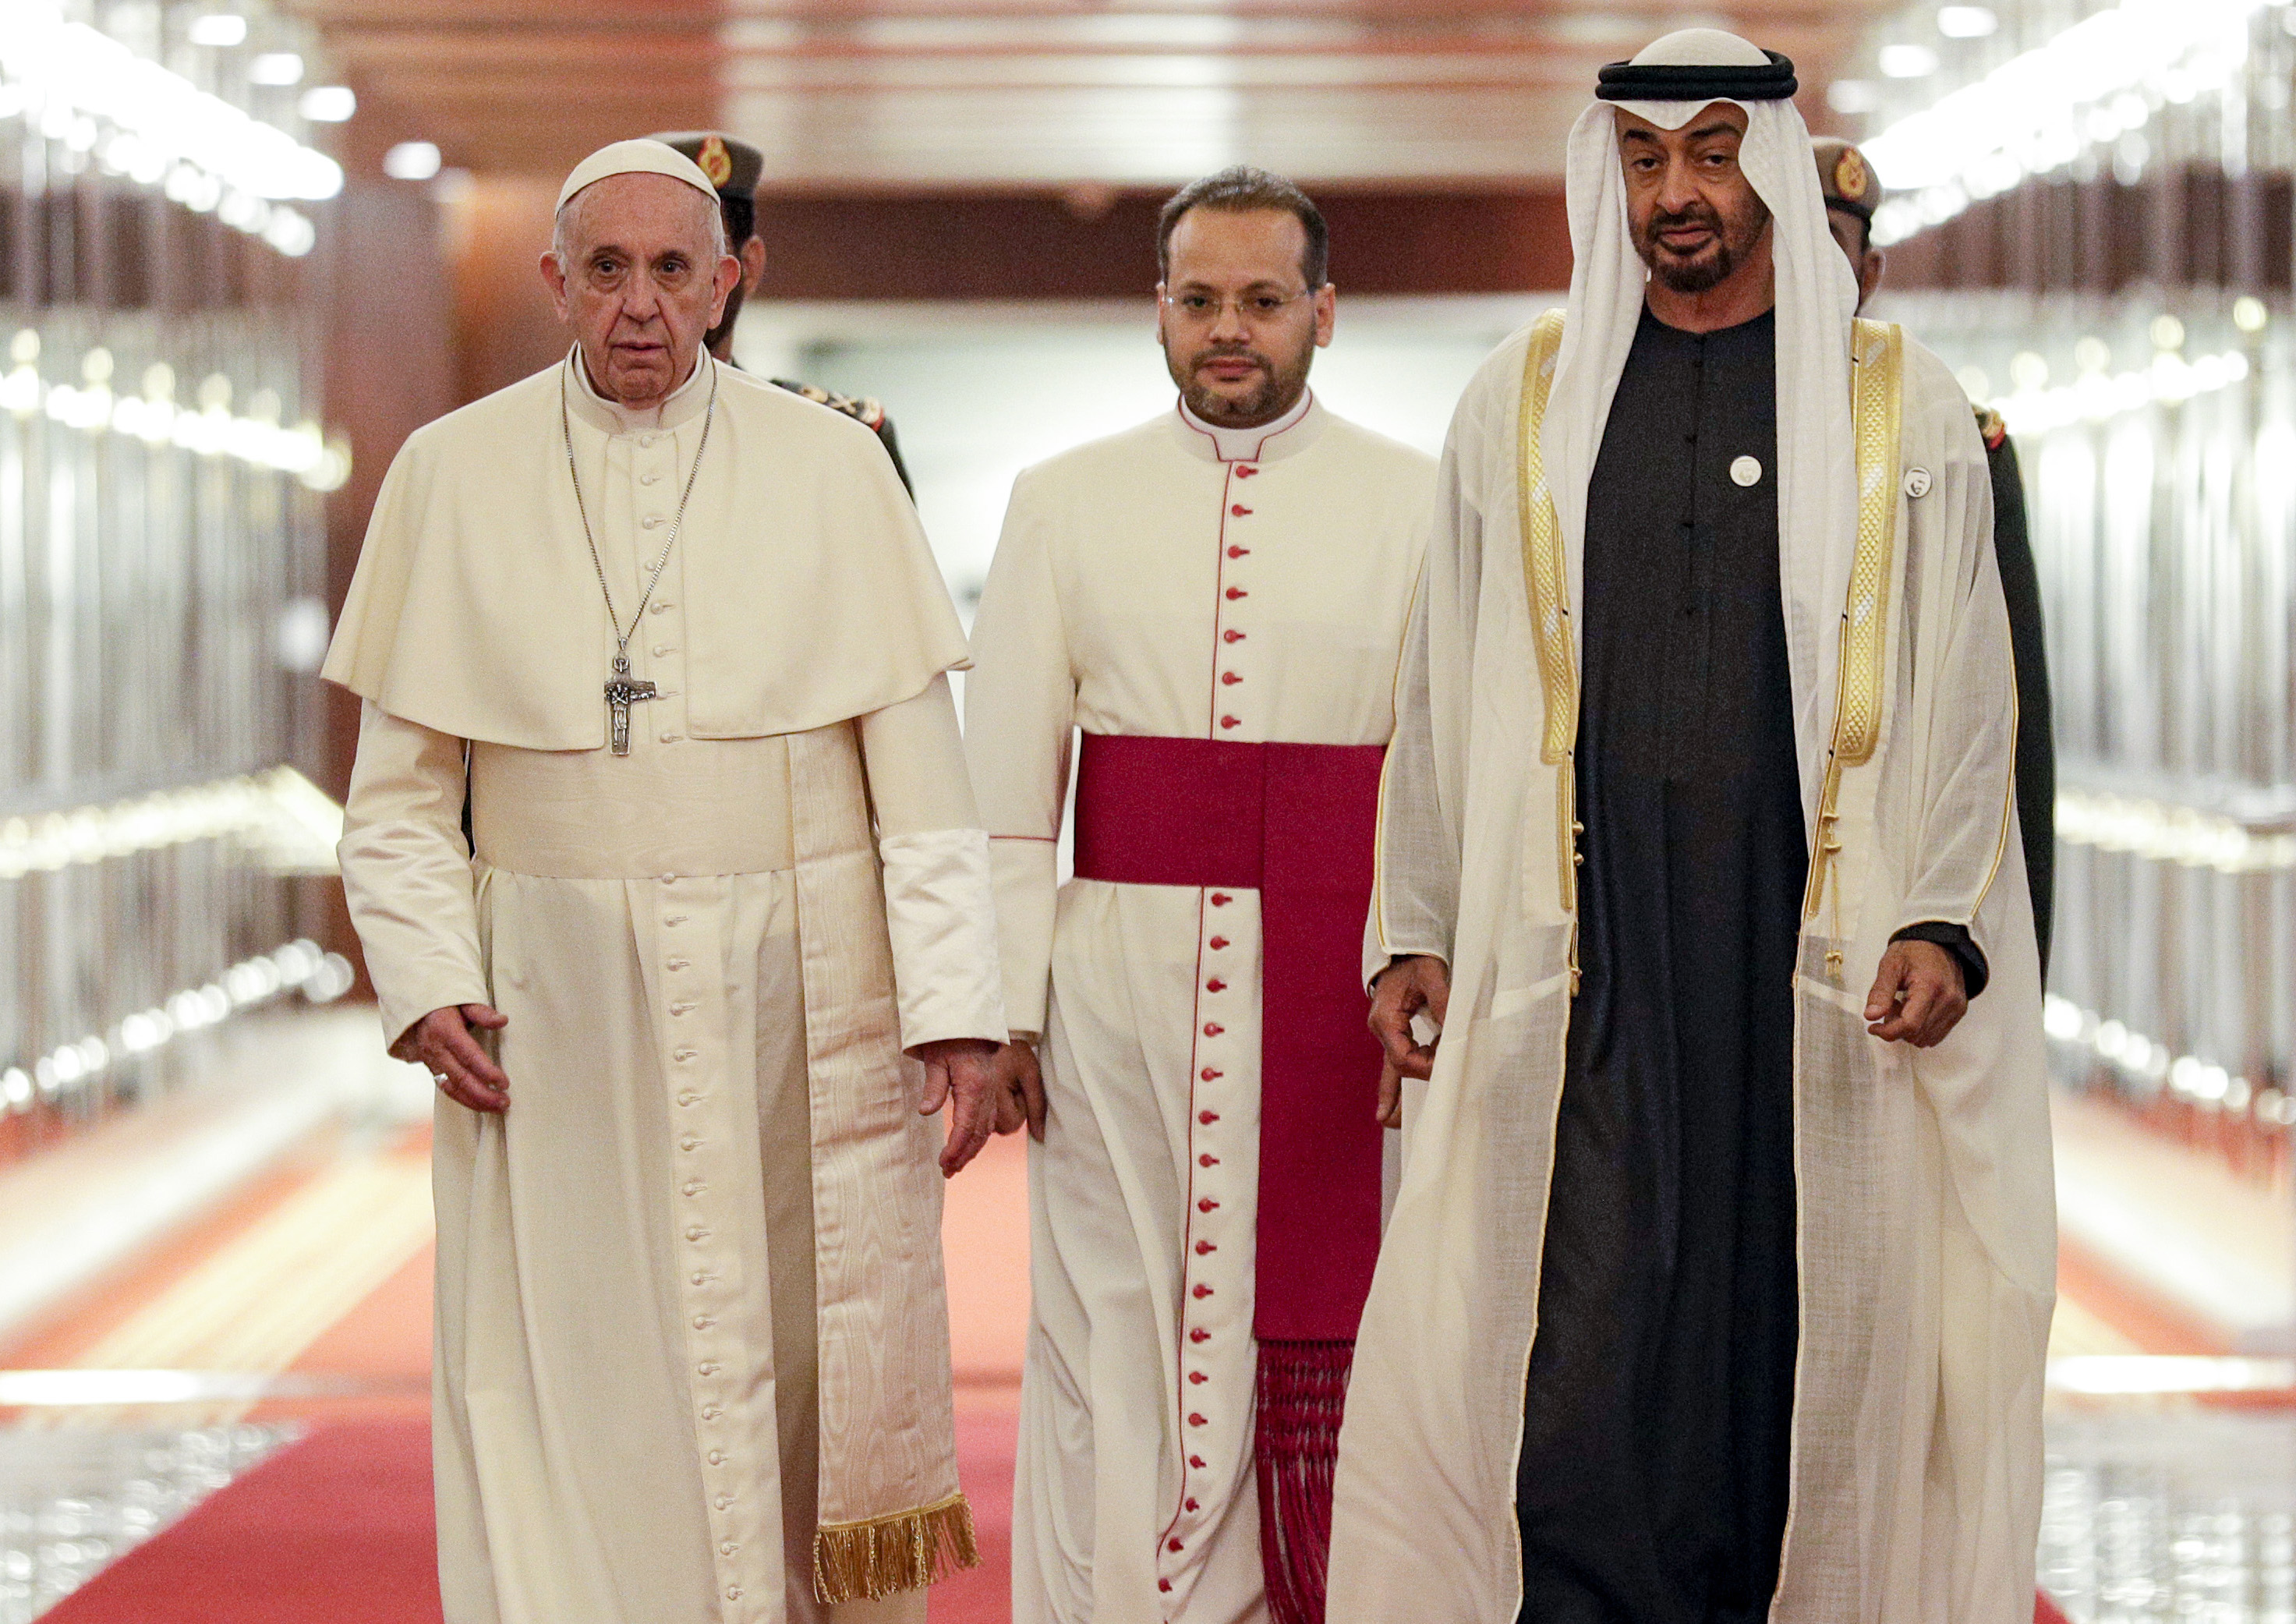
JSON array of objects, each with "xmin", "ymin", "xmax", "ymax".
[
  {"xmin": 771, "ymin": 377, "xmax": 889, "ymax": 433},
  {"xmin": 1973, "ymin": 403, "xmax": 2008, "ymax": 453}
]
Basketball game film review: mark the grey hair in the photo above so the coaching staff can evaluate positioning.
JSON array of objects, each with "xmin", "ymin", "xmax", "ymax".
[{"xmin": 550, "ymin": 176, "xmax": 727, "ymax": 267}]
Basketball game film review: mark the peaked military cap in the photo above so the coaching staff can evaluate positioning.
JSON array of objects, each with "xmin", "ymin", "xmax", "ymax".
[
  {"xmin": 1813, "ymin": 136, "xmax": 1877, "ymax": 223},
  {"xmin": 646, "ymin": 131, "xmax": 763, "ymax": 202}
]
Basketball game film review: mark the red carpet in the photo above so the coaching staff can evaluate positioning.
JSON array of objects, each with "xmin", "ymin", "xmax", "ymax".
[
  {"xmin": 43, "ymin": 1420, "xmax": 441, "ymax": 1624},
  {"xmin": 939, "ymin": 1392, "xmax": 1020, "ymax": 1624},
  {"xmin": 41, "ymin": 1405, "xmax": 1021, "ymax": 1624}
]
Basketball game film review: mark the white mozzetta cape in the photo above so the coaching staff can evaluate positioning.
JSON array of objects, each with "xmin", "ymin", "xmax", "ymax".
[
  {"xmin": 324, "ymin": 355, "xmax": 968, "ymax": 749},
  {"xmin": 1329, "ymin": 81, "xmax": 2056, "ymax": 1624}
]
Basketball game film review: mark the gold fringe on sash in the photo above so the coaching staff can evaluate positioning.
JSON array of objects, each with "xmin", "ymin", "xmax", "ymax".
[{"xmin": 812, "ymin": 1492, "xmax": 981, "ymax": 1604}]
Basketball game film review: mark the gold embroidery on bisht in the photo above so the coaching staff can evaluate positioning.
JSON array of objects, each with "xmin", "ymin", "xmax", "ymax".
[
  {"xmin": 1803, "ymin": 316, "xmax": 1905, "ymax": 929},
  {"xmin": 1516, "ymin": 309, "xmax": 1582, "ymax": 932}
]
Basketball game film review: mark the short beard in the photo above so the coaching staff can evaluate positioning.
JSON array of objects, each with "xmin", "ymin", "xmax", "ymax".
[
  {"xmin": 1637, "ymin": 196, "xmax": 1771, "ymax": 294},
  {"xmin": 1169, "ymin": 341, "xmax": 1311, "ymax": 427}
]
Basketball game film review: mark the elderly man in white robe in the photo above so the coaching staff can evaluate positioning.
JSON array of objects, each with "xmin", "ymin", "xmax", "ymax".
[
  {"xmin": 326, "ymin": 139, "xmax": 1009, "ymax": 1624},
  {"xmin": 966, "ymin": 165, "xmax": 1431, "ymax": 1624},
  {"xmin": 1330, "ymin": 31, "xmax": 2054, "ymax": 1624}
]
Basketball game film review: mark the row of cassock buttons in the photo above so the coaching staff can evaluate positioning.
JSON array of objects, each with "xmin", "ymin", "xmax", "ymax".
[{"xmin": 1162, "ymin": 461, "xmax": 1260, "ymax": 1596}]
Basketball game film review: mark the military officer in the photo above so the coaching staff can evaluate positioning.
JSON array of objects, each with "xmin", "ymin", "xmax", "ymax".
[
  {"xmin": 649, "ymin": 129, "xmax": 915, "ymax": 495},
  {"xmin": 1818, "ymin": 134, "xmax": 2057, "ymax": 974}
]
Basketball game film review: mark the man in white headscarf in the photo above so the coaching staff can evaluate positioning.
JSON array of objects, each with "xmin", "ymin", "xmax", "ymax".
[
  {"xmin": 1328, "ymin": 30, "xmax": 2053, "ymax": 1623},
  {"xmin": 327, "ymin": 139, "xmax": 1010, "ymax": 1624}
]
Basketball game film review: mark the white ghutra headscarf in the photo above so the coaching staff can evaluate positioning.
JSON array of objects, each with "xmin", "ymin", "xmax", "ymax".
[{"xmin": 1543, "ymin": 27, "xmax": 1865, "ymax": 821}]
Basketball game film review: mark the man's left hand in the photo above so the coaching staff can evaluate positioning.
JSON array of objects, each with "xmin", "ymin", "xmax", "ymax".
[
  {"xmin": 1863, "ymin": 939, "xmax": 1969, "ymax": 1047},
  {"xmin": 913, "ymin": 1037, "xmax": 1004, "ymax": 1177}
]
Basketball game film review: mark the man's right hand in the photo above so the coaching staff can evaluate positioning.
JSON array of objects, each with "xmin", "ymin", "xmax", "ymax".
[
  {"xmin": 987, "ymin": 1039, "xmax": 1048, "ymax": 1142},
  {"xmin": 1367, "ymin": 955, "xmax": 1450, "ymax": 1128},
  {"xmin": 392, "ymin": 1004, "xmax": 511, "ymax": 1113}
]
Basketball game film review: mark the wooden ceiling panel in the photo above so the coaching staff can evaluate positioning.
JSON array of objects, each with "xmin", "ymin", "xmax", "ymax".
[{"xmin": 288, "ymin": 0, "xmax": 1887, "ymax": 184}]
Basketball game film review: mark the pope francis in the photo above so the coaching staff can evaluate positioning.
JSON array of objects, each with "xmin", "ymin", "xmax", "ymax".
[{"xmin": 326, "ymin": 140, "xmax": 1009, "ymax": 1624}]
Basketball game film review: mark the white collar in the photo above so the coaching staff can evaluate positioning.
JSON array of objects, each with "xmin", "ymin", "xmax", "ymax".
[
  {"xmin": 569, "ymin": 345, "xmax": 711, "ymax": 435},
  {"xmin": 1177, "ymin": 387, "xmax": 1314, "ymax": 463}
]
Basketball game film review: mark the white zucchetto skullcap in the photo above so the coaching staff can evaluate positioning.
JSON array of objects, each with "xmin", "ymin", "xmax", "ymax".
[{"xmin": 555, "ymin": 139, "xmax": 721, "ymax": 214}]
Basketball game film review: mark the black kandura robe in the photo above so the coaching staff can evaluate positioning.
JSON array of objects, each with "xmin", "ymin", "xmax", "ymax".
[{"xmin": 1513, "ymin": 309, "xmax": 1804, "ymax": 1624}]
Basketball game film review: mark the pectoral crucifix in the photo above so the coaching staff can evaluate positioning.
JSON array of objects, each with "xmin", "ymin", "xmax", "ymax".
[{"xmin": 604, "ymin": 653, "xmax": 656, "ymax": 756}]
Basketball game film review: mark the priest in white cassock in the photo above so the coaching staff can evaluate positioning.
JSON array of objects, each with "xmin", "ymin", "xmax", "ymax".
[
  {"xmin": 964, "ymin": 166, "xmax": 1434, "ymax": 1624},
  {"xmin": 1330, "ymin": 32, "xmax": 2054, "ymax": 1624},
  {"xmin": 325, "ymin": 139, "xmax": 1010, "ymax": 1624}
]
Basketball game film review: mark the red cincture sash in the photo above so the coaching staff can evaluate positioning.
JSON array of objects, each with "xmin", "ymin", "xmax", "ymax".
[{"xmin": 1072, "ymin": 731, "xmax": 1386, "ymax": 1624}]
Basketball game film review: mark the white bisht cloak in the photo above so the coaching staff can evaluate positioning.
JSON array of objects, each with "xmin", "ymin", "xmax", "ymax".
[{"xmin": 1328, "ymin": 34, "xmax": 2056, "ymax": 1623}]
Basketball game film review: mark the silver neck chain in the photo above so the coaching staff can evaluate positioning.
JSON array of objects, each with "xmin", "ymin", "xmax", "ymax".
[{"xmin": 559, "ymin": 357, "xmax": 719, "ymax": 666}]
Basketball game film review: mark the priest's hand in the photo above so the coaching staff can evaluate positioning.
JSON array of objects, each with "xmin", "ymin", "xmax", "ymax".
[
  {"xmin": 394, "ymin": 1003, "xmax": 511, "ymax": 1113},
  {"xmin": 1864, "ymin": 940, "xmax": 1969, "ymax": 1048},
  {"xmin": 1368, "ymin": 954, "xmax": 1450, "ymax": 1127},
  {"xmin": 986, "ymin": 1040, "xmax": 1047, "ymax": 1143},
  {"xmin": 914, "ymin": 1037, "xmax": 1003, "ymax": 1177}
]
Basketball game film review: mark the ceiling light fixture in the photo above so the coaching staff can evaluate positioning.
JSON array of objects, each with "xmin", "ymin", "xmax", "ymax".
[
  {"xmin": 1880, "ymin": 43, "xmax": 1942, "ymax": 76},
  {"xmin": 1827, "ymin": 79, "xmax": 1882, "ymax": 113},
  {"xmin": 249, "ymin": 51, "xmax": 302, "ymax": 86},
  {"xmin": 383, "ymin": 140, "xmax": 440, "ymax": 181},
  {"xmin": 1937, "ymin": 6, "xmax": 2001, "ymax": 38},
  {"xmin": 298, "ymin": 84, "xmax": 353, "ymax": 122},
  {"xmin": 186, "ymin": 12, "xmax": 248, "ymax": 48},
  {"xmin": 1864, "ymin": 0, "xmax": 2263, "ymax": 246},
  {"xmin": 0, "ymin": 1, "xmax": 342, "ymax": 235}
]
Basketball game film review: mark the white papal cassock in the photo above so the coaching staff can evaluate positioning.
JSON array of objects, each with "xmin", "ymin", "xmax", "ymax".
[
  {"xmin": 965, "ymin": 395, "xmax": 1432, "ymax": 1624},
  {"xmin": 328, "ymin": 352, "xmax": 1004, "ymax": 1624}
]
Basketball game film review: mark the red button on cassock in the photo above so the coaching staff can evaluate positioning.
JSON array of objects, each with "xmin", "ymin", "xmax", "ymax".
[
  {"xmin": 1160, "ymin": 1580, "xmax": 1173, "ymax": 1594},
  {"xmin": 1221, "ymin": 671, "xmax": 1243, "ymax": 685},
  {"xmin": 1190, "ymin": 1455, "xmax": 1208, "ymax": 1468},
  {"xmin": 1222, "ymin": 630, "xmax": 1246, "ymax": 643},
  {"xmin": 1236, "ymin": 465, "xmax": 1258, "ymax": 477},
  {"xmin": 1205, "ymin": 978, "xmax": 1227, "ymax": 992},
  {"xmin": 1198, "ymin": 1152, "xmax": 1219, "ymax": 1166},
  {"xmin": 1198, "ymin": 1198, "xmax": 1219, "ymax": 1212},
  {"xmin": 1209, "ymin": 936, "xmax": 1229, "ymax": 950},
  {"xmin": 1188, "ymin": 1413, "xmax": 1208, "ymax": 1427},
  {"xmin": 1210, "ymin": 893, "xmax": 1232, "ymax": 905},
  {"xmin": 1226, "ymin": 546, "xmax": 1249, "ymax": 558},
  {"xmin": 1225, "ymin": 586, "xmax": 1247, "ymax": 600},
  {"xmin": 1169, "ymin": 1538, "xmax": 1185, "ymax": 1552},
  {"xmin": 1193, "ymin": 1283, "xmax": 1214, "ymax": 1298},
  {"xmin": 1200, "ymin": 1067, "xmax": 1222, "ymax": 1081},
  {"xmin": 1202, "ymin": 1024, "xmax": 1223, "ymax": 1037},
  {"xmin": 1195, "ymin": 1240, "xmax": 1215, "ymax": 1254},
  {"xmin": 1198, "ymin": 1109, "xmax": 1219, "ymax": 1122},
  {"xmin": 1230, "ymin": 504, "xmax": 1252, "ymax": 516},
  {"xmin": 1189, "ymin": 1370, "xmax": 1208, "ymax": 1383},
  {"xmin": 1219, "ymin": 716, "xmax": 1242, "ymax": 730},
  {"xmin": 1190, "ymin": 1328, "xmax": 1211, "ymax": 1343},
  {"xmin": 1186, "ymin": 1498, "xmax": 1201, "ymax": 1512}
]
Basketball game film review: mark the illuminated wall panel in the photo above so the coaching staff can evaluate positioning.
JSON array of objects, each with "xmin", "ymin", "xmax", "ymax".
[{"xmin": 0, "ymin": 2, "xmax": 349, "ymax": 1146}]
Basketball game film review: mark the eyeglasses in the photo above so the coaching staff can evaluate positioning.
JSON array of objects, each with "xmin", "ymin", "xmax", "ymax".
[{"xmin": 1159, "ymin": 288, "xmax": 1314, "ymax": 326}]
